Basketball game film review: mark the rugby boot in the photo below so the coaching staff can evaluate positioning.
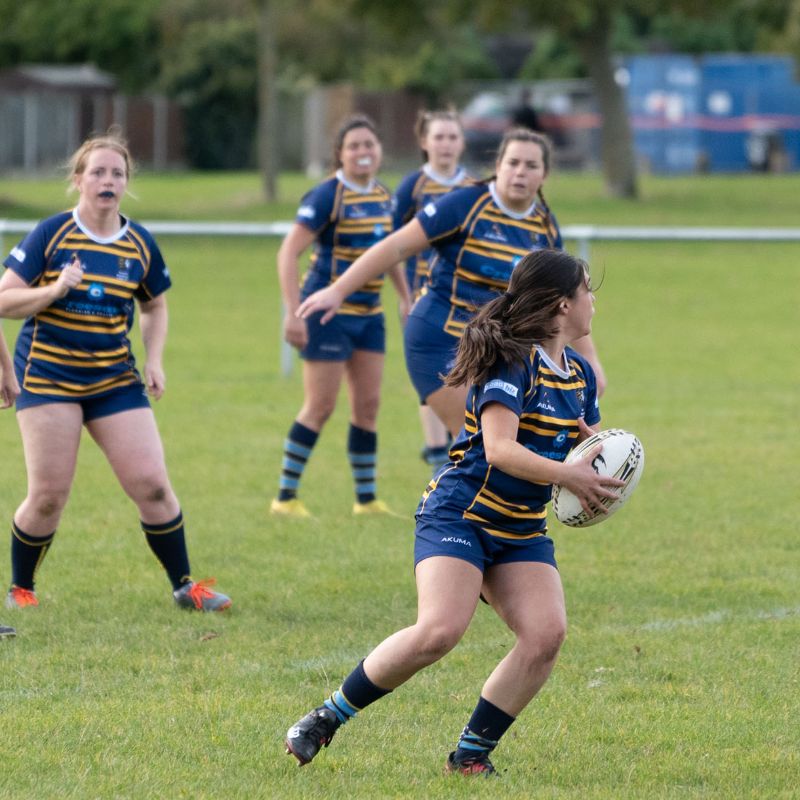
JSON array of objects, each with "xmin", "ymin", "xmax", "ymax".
[
  {"xmin": 285, "ymin": 705, "xmax": 341, "ymax": 766},
  {"xmin": 270, "ymin": 498, "xmax": 313, "ymax": 518},
  {"xmin": 173, "ymin": 579, "xmax": 231, "ymax": 612},
  {"xmin": 445, "ymin": 750, "xmax": 498, "ymax": 777},
  {"xmin": 5, "ymin": 586, "xmax": 39, "ymax": 609},
  {"xmin": 352, "ymin": 499, "xmax": 403, "ymax": 518}
]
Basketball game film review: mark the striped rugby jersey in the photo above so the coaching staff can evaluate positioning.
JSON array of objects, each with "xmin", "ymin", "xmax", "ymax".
[
  {"xmin": 417, "ymin": 345, "xmax": 600, "ymax": 538},
  {"xmin": 297, "ymin": 170, "xmax": 393, "ymax": 316},
  {"xmin": 3, "ymin": 209, "xmax": 171, "ymax": 399},
  {"xmin": 393, "ymin": 164, "xmax": 472, "ymax": 298},
  {"xmin": 415, "ymin": 181, "xmax": 562, "ymax": 336}
]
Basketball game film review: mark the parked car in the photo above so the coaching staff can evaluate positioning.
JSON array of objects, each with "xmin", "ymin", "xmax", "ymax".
[{"xmin": 461, "ymin": 80, "xmax": 600, "ymax": 170}]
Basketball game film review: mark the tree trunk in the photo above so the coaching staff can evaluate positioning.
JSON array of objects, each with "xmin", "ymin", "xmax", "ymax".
[
  {"xmin": 576, "ymin": 20, "xmax": 638, "ymax": 198},
  {"xmin": 256, "ymin": 0, "xmax": 279, "ymax": 201}
]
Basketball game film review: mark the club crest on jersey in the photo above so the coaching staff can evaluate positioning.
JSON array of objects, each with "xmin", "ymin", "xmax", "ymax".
[
  {"xmin": 116, "ymin": 258, "xmax": 131, "ymax": 280},
  {"xmin": 576, "ymin": 388, "xmax": 585, "ymax": 406},
  {"xmin": 484, "ymin": 223, "xmax": 508, "ymax": 243},
  {"xmin": 88, "ymin": 282, "xmax": 105, "ymax": 300}
]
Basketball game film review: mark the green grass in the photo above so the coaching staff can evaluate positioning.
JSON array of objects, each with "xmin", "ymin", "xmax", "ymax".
[{"xmin": 0, "ymin": 172, "xmax": 798, "ymax": 798}]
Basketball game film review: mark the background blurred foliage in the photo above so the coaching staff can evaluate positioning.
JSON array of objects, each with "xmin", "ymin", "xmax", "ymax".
[{"xmin": 0, "ymin": 0, "xmax": 795, "ymax": 169}]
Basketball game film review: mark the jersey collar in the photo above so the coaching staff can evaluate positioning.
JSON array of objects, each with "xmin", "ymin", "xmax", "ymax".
[
  {"xmin": 423, "ymin": 163, "xmax": 467, "ymax": 187},
  {"xmin": 488, "ymin": 181, "xmax": 537, "ymax": 220},
  {"xmin": 535, "ymin": 344, "xmax": 570, "ymax": 378},
  {"xmin": 72, "ymin": 208, "xmax": 129, "ymax": 244},
  {"xmin": 336, "ymin": 169, "xmax": 377, "ymax": 194}
]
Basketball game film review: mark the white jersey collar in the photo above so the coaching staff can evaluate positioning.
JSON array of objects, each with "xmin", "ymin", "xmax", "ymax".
[
  {"xmin": 72, "ymin": 208, "xmax": 129, "ymax": 244},
  {"xmin": 336, "ymin": 169, "xmax": 377, "ymax": 194},
  {"xmin": 535, "ymin": 344, "xmax": 570, "ymax": 379},
  {"xmin": 488, "ymin": 181, "xmax": 537, "ymax": 220},
  {"xmin": 423, "ymin": 163, "xmax": 467, "ymax": 187}
]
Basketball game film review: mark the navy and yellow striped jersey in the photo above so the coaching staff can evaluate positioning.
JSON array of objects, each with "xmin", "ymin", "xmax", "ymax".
[
  {"xmin": 298, "ymin": 170, "xmax": 393, "ymax": 316},
  {"xmin": 3, "ymin": 209, "xmax": 171, "ymax": 399},
  {"xmin": 417, "ymin": 345, "xmax": 600, "ymax": 538},
  {"xmin": 416, "ymin": 181, "xmax": 562, "ymax": 336},
  {"xmin": 393, "ymin": 165, "xmax": 472, "ymax": 298}
]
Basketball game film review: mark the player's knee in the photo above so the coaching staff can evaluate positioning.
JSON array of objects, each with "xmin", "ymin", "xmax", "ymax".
[
  {"xmin": 29, "ymin": 487, "xmax": 69, "ymax": 518},
  {"xmin": 520, "ymin": 621, "xmax": 566, "ymax": 667},
  {"xmin": 416, "ymin": 622, "xmax": 464, "ymax": 662}
]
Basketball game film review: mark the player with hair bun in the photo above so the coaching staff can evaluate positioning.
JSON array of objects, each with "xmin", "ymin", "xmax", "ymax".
[
  {"xmin": 298, "ymin": 128, "xmax": 606, "ymax": 443},
  {"xmin": 394, "ymin": 109, "xmax": 472, "ymax": 473},
  {"xmin": 285, "ymin": 248, "xmax": 623, "ymax": 776},
  {"xmin": 0, "ymin": 129, "xmax": 231, "ymax": 613},
  {"xmin": 271, "ymin": 114, "xmax": 411, "ymax": 519}
]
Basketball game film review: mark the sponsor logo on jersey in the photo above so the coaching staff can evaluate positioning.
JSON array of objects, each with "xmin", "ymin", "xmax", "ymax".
[
  {"xmin": 298, "ymin": 205, "xmax": 315, "ymax": 219},
  {"xmin": 511, "ymin": 255, "xmax": 522, "ymax": 268},
  {"xmin": 484, "ymin": 223, "xmax": 508, "ymax": 243},
  {"xmin": 423, "ymin": 202, "xmax": 437, "ymax": 217},
  {"xmin": 87, "ymin": 282, "xmax": 105, "ymax": 300},
  {"xmin": 484, "ymin": 379, "xmax": 518, "ymax": 398},
  {"xmin": 116, "ymin": 258, "xmax": 131, "ymax": 280},
  {"xmin": 10, "ymin": 246, "xmax": 26, "ymax": 262},
  {"xmin": 553, "ymin": 429, "xmax": 570, "ymax": 447},
  {"xmin": 440, "ymin": 536, "xmax": 472, "ymax": 547},
  {"xmin": 373, "ymin": 223, "xmax": 385, "ymax": 238},
  {"xmin": 349, "ymin": 205, "xmax": 367, "ymax": 218},
  {"xmin": 537, "ymin": 399, "xmax": 557, "ymax": 413},
  {"xmin": 478, "ymin": 262, "xmax": 511, "ymax": 281}
]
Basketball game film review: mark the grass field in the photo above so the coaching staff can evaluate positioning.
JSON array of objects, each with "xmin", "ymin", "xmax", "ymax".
[{"xmin": 0, "ymin": 171, "xmax": 798, "ymax": 798}]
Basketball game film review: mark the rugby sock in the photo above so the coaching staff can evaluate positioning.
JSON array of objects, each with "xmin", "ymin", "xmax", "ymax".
[
  {"xmin": 347, "ymin": 424, "xmax": 377, "ymax": 504},
  {"xmin": 278, "ymin": 421, "xmax": 319, "ymax": 501},
  {"xmin": 323, "ymin": 659, "xmax": 392, "ymax": 724},
  {"xmin": 10, "ymin": 521, "xmax": 55, "ymax": 590},
  {"xmin": 452, "ymin": 696, "xmax": 516, "ymax": 762},
  {"xmin": 141, "ymin": 511, "xmax": 191, "ymax": 591}
]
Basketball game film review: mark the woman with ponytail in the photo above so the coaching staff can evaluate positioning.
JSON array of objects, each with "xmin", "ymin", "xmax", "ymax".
[
  {"xmin": 298, "ymin": 128, "xmax": 606, "ymax": 442},
  {"xmin": 285, "ymin": 249, "xmax": 623, "ymax": 777}
]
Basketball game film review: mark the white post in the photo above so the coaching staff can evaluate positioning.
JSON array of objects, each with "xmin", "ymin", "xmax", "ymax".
[{"xmin": 280, "ymin": 305, "xmax": 294, "ymax": 376}]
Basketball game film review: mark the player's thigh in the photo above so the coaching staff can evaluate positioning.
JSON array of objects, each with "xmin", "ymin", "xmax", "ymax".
[
  {"xmin": 414, "ymin": 555, "xmax": 483, "ymax": 636},
  {"xmin": 482, "ymin": 561, "xmax": 566, "ymax": 640},
  {"xmin": 301, "ymin": 360, "xmax": 346, "ymax": 414},
  {"xmin": 16, "ymin": 402, "xmax": 83, "ymax": 490},
  {"xmin": 345, "ymin": 349, "xmax": 384, "ymax": 419},
  {"xmin": 425, "ymin": 383, "xmax": 468, "ymax": 438},
  {"xmin": 86, "ymin": 407, "xmax": 170, "ymax": 489}
]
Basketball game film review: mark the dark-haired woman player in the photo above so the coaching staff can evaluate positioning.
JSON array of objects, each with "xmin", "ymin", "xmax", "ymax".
[
  {"xmin": 298, "ymin": 128, "xmax": 606, "ymax": 442},
  {"xmin": 271, "ymin": 114, "xmax": 411, "ymax": 518},
  {"xmin": 285, "ymin": 248, "xmax": 623, "ymax": 775},
  {"xmin": 394, "ymin": 109, "xmax": 472, "ymax": 473}
]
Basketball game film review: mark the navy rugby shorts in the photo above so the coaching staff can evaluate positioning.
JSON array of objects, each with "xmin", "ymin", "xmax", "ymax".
[
  {"xmin": 403, "ymin": 295, "xmax": 461, "ymax": 403},
  {"xmin": 15, "ymin": 380, "xmax": 151, "ymax": 422},
  {"xmin": 414, "ymin": 513, "xmax": 557, "ymax": 572},
  {"xmin": 301, "ymin": 310, "xmax": 385, "ymax": 361}
]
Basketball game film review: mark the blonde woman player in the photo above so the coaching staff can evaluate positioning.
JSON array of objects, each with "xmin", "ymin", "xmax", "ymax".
[{"xmin": 0, "ymin": 130, "xmax": 231, "ymax": 613}]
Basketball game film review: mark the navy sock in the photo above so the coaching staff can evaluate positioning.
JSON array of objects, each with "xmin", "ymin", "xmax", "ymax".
[
  {"xmin": 347, "ymin": 425, "xmax": 377, "ymax": 504},
  {"xmin": 453, "ymin": 696, "xmax": 516, "ymax": 761},
  {"xmin": 323, "ymin": 660, "xmax": 392, "ymax": 724},
  {"xmin": 278, "ymin": 421, "xmax": 319, "ymax": 501},
  {"xmin": 141, "ymin": 511, "xmax": 191, "ymax": 591},
  {"xmin": 10, "ymin": 521, "xmax": 55, "ymax": 590}
]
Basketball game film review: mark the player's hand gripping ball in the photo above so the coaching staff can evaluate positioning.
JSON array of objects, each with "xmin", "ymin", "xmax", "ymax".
[{"xmin": 552, "ymin": 429, "xmax": 644, "ymax": 528}]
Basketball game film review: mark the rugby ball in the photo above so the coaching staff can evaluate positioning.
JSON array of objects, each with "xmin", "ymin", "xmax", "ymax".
[{"xmin": 551, "ymin": 429, "xmax": 644, "ymax": 528}]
